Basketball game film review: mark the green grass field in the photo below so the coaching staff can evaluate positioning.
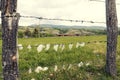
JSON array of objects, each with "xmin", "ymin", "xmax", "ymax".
[{"xmin": 0, "ymin": 35, "xmax": 120, "ymax": 80}]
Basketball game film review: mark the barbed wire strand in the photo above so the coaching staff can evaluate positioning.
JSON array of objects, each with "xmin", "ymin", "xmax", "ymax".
[
  {"xmin": 20, "ymin": 15, "xmax": 106, "ymax": 24},
  {"xmin": 0, "ymin": 15, "xmax": 120, "ymax": 25}
]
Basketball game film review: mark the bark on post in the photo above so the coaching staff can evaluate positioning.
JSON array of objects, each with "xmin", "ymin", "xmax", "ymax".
[
  {"xmin": 0, "ymin": 0, "xmax": 20, "ymax": 80},
  {"xmin": 106, "ymin": 0, "xmax": 118, "ymax": 76}
]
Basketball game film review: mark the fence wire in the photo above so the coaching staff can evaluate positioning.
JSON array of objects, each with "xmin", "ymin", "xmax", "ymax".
[
  {"xmin": 0, "ymin": 15, "xmax": 120, "ymax": 25},
  {"xmin": 0, "ymin": 15, "xmax": 105, "ymax": 24}
]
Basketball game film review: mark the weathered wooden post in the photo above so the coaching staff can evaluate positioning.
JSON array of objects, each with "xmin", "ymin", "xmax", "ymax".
[
  {"xmin": 106, "ymin": 0, "xmax": 118, "ymax": 76},
  {"xmin": 0, "ymin": 0, "xmax": 20, "ymax": 80}
]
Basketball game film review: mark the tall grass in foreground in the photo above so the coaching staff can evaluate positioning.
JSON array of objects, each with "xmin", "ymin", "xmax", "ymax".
[{"xmin": 0, "ymin": 35, "xmax": 120, "ymax": 80}]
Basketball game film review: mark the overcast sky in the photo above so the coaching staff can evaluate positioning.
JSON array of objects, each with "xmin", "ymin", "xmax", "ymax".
[{"xmin": 8, "ymin": 0, "xmax": 120, "ymax": 26}]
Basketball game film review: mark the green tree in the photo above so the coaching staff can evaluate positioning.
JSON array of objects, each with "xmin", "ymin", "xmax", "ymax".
[
  {"xmin": 32, "ymin": 28, "xmax": 39, "ymax": 38},
  {"xmin": 24, "ymin": 28, "xmax": 31, "ymax": 38},
  {"xmin": 18, "ymin": 31, "xmax": 24, "ymax": 38}
]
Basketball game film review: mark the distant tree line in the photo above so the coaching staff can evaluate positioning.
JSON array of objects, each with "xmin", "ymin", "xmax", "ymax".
[
  {"xmin": 0, "ymin": 27, "xmax": 120, "ymax": 39},
  {"xmin": 18, "ymin": 28, "xmax": 56, "ymax": 38},
  {"xmin": 87, "ymin": 29, "xmax": 107, "ymax": 35}
]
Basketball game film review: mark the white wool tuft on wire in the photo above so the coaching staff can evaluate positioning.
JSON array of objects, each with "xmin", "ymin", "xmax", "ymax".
[
  {"xmin": 28, "ymin": 68, "xmax": 32, "ymax": 74},
  {"xmin": 18, "ymin": 44, "xmax": 23, "ymax": 50},
  {"xmin": 35, "ymin": 66, "xmax": 48, "ymax": 73},
  {"xmin": 42, "ymin": 67, "xmax": 49, "ymax": 71},
  {"xmin": 69, "ymin": 43, "xmax": 73, "ymax": 50},
  {"xmin": 53, "ymin": 44, "xmax": 59, "ymax": 52},
  {"xmin": 42, "ymin": 67, "xmax": 48, "ymax": 71},
  {"xmin": 18, "ymin": 44, "xmax": 22, "ymax": 47},
  {"xmin": 54, "ymin": 65, "xmax": 58, "ymax": 72},
  {"xmin": 45, "ymin": 44, "xmax": 50, "ymax": 51},
  {"xmin": 79, "ymin": 42, "xmax": 85, "ymax": 47},
  {"xmin": 35, "ymin": 66, "xmax": 43, "ymax": 73},
  {"xmin": 61, "ymin": 44, "xmax": 65, "ymax": 51},
  {"xmin": 86, "ymin": 63, "xmax": 90, "ymax": 66},
  {"xmin": 37, "ymin": 44, "xmax": 45, "ymax": 53},
  {"xmin": 27, "ymin": 44, "xmax": 32, "ymax": 50},
  {"xmin": 68, "ymin": 64, "xmax": 72, "ymax": 70},
  {"xmin": 59, "ymin": 44, "xmax": 63, "ymax": 49},
  {"xmin": 62, "ymin": 65, "xmax": 66, "ymax": 70},
  {"xmin": 76, "ymin": 42, "xmax": 80, "ymax": 48},
  {"xmin": 31, "ymin": 78, "xmax": 35, "ymax": 80},
  {"xmin": 78, "ymin": 62, "xmax": 84, "ymax": 67}
]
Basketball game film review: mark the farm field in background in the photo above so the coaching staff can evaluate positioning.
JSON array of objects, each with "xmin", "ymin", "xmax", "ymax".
[{"xmin": 0, "ymin": 35, "xmax": 120, "ymax": 80}]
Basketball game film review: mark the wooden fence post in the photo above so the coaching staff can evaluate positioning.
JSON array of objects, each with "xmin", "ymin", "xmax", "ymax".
[
  {"xmin": 0, "ymin": 0, "xmax": 20, "ymax": 80},
  {"xmin": 106, "ymin": 0, "xmax": 118, "ymax": 76}
]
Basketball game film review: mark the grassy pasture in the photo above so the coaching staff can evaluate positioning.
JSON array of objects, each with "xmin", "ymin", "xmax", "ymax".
[{"xmin": 0, "ymin": 35, "xmax": 120, "ymax": 80}]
